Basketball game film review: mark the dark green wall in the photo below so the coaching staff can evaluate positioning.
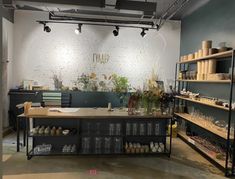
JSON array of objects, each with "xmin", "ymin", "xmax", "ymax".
[{"xmin": 180, "ymin": 0, "xmax": 235, "ymax": 55}]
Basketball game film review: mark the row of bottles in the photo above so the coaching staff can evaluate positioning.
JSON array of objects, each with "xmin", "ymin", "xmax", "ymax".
[
  {"xmin": 126, "ymin": 122, "xmax": 162, "ymax": 136},
  {"xmin": 82, "ymin": 137, "xmax": 122, "ymax": 154}
]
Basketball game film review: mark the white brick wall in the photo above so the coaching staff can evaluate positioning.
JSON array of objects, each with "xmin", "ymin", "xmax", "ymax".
[{"xmin": 13, "ymin": 10, "xmax": 181, "ymax": 90}]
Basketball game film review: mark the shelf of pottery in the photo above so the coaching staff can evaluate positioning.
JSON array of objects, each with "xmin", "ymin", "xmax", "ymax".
[
  {"xmin": 178, "ymin": 40, "xmax": 233, "ymax": 82},
  {"xmin": 174, "ymin": 40, "xmax": 235, "ymax": 176}
]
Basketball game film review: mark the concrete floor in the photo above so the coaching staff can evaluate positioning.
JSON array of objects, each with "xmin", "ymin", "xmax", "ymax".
[{"xmin": 2, "ymin": 132, "xmax": 227, "ymax": 179}]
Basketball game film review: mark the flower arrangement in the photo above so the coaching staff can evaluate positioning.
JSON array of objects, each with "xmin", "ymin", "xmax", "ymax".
[{"xmin": 128, "ymin": 90, "xmax": 142, "ymax": 115}]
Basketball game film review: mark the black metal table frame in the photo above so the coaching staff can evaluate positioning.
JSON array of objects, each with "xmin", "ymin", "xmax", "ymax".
[{"xmin": 24, "ymin": 116, "xmax": 173, "ymax": 160}]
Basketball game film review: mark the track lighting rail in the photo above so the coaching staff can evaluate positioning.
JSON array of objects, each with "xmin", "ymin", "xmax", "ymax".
[{"xmin": 37, "ymin": 20, "xmax": 159, "ymax": 30}]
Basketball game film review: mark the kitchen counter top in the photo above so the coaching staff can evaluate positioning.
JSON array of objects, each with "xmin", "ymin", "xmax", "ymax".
[{"xmin": 18, "ymin": 108, "xmax": 172, "ymax": 119}]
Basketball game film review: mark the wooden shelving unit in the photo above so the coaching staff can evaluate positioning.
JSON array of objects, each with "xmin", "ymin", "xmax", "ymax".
[
  {"xmin": 174, "ymin": 49, "xmax": 235, "ymax": 176},
  {"xmin": 178, "ymin": 50, "xmax": 233, "ymax": 64},
  {"xmin": 174, "ymin": 113, "xmax": 233, "ymax": 140},
  {"xmin": 175, "ymin": 96, "xmax": 230, "ymax": 111}
]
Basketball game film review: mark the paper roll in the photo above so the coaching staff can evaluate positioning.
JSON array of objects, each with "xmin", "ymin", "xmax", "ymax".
[
  {"xmin": 208, "ymin": 59, "xmax": 216, "ymax": 74},
  {"xmin": 195, "ymin": 52, "xmax": 198, "ymax": 59},
  {"xmin": 203, "ymin": 49, "xmax": 209, "ymax": 57},
  {"xmin": 202, "ymin": 40, "xmax": 212, "ymax": 49},
  {"xmin": 205, "ymin": 60, "xmax": 209, "ymax": 74},
  {"xmin": 197, "ymin": 74, "xmax": 200, "ymax": 80},
  {"xmin": 198, "ymin": 49, "xmax": 203, "ymax": 58},
  {"xmin": 188, "ymin": 54, "xmax": 194, "ymax": 61},
  {"xmin": 201, "ymin": 61, "xmax": 205, "ymax": 75},
  {"xmin": 180, "ymin": 56, "xmax": 184, "ymax": 62},
  {"xmin": 197, "ymin": 62, "xmax": 202, "ymax": 74}
]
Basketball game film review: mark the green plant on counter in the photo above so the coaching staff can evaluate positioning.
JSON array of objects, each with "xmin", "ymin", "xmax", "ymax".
[{"xmin": 112, "ymin": 74, "xmax": 129, "ymax": 93}]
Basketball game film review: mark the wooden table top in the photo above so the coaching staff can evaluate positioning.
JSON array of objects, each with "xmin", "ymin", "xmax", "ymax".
[{"xmin": 18, "ymin": 108, "xmax": 172, "ymax": 119}]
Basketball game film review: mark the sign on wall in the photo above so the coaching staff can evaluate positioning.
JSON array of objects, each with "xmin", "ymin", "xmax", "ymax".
[{"xmin": 93, "ymin": 53, "xmax": 110, "ymax": 64}]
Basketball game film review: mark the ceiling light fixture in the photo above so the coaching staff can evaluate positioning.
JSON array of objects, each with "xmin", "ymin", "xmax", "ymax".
[
  {"xmin": 43, "ymin": 23, "xmax": 51, "ymax": 33},
  {"xmin": 113, "ymin": 26, "xmax": 119, "ymax": 37},
  {"xmin": 140, "ymin": 28, "xmax": 148, "ymax": 37},
  {"xmin": 75, "ymin": 23, "xmax": 82, "ymax": 35}
]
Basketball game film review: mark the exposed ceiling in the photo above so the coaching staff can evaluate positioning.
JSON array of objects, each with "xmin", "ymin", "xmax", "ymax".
[{"xmin": 2, "ymin": 0, "xmax": 211, "ymax": 28}]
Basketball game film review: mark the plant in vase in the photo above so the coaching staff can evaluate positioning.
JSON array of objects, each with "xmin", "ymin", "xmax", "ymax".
[
  {"xmin": 160, "ymin": 92, "xmax": 174, "ymax": 115},
  {"xmin": 52, "ymin": 74, "xmax": 63, "ymax": 90},
  {"xmin": 76, "ymin": 73, "xmax": 90, "ymax": 91},
  {"xmin": 142, "ymin": 90, "xmax": 161, "ymax": 115},
  {"xmin": 111, "ymin": 74, "xmax": 129, "ymax": 93},
  {"xmin": 128, "ymin": 91, "xmax": 142, "ymax": 115},
  {"xmin": 74, "ymin": 73, "xmax": 98, "ymax": 91}
]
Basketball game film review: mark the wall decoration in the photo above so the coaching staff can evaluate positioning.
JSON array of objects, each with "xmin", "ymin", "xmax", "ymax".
[{"xmin": 93, "ymin": 53, "xmax": 110, "ymax": 64}]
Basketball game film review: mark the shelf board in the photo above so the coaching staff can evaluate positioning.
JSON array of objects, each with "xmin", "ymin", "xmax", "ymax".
[
  {"xmin": 176, "ymin": 79, "xmax": 231, "ymax": 83},
  {"xmin": 174, "ymin": 113, "xmax": 233, "ymax": 140},
  {"xmin": 178, "ymin": 50, "xmax": 233, "ymax": 64},
  {"xmin": 29, "ymin": 150, "xmax": 78, "ymax": 156},
  {"xmin": 178, "ymin": 131, "xmax": 226, "ymax": 168},
  {"xmin": 28, "ymin": 134, "xmax": 76, "ymax": 137},
  {"xmin": 175, "ymin": 96, "xmax": 230, "ymax": 111}
]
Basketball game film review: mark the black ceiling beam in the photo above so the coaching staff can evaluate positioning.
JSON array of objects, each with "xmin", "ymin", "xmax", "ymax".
[
  {"xmin": 11, "ymin": 0, "xmax": 105, "ymax": 7},
  {"xmin": 116, "ymin": 0, "xmax": 156, "ymax": 14},
  {"xmin": 49, "ymin": 13, "xmax": 154, "ymax": 26}
]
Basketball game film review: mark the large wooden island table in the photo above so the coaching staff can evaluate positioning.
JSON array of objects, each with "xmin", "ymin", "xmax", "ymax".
[{"xmin": 18, "ymin": 108, "xmax": 173, "ymax": 159}]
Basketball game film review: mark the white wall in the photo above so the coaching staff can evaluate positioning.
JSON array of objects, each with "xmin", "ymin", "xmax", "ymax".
[
  {"xmin": 13, "ymin": 10, "xmax": 181, "ymax": 90},
  {"xmin": 2, "ymin": 18, "xmax": 14, "ymax": 128}
]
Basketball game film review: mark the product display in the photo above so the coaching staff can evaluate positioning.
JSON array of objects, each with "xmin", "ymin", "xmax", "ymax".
[
  {"xmin": 185, "ymin": 134, "xmax": 227, "ymax": 161},
  {"xmin": 62, "ymin": 144, "xmax": 76, "ymax": 153},
  {"xmin": 33, "ymin": 144, "xmax": 52, "ymax": 154},
  {"xmin": 178, "ymin": 89, "xmax": 235, "ymax": 110},
  {"xmin": 126, "ymin": 122, "xmax": 164, "ymax": 136},
  {"xmin": 30, "ymin": 126, "xmax": 74, "ymax": 136},
  {"xmin": 175, "ymin": 38, "xmax": 234, "ymax": 175},
  {"xmin": 124, "ymin": 142, "xmax": 165, "ymax": 154}
]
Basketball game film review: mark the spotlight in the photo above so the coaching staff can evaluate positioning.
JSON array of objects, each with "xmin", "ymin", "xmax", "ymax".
[
  {"xmin": 113, "ymin": 26, "xmax": 119, "ymax": 37},
  {"xmin": 140, "ymin": 28, "xmax": 148, "ymax": 37},
  {"xmin": 43, "ymin": 23, "xmax": 51, "ymax": 33},
  {"xmin": 75, "ymin": 24, "xmax": 82, "ymax": 35}
]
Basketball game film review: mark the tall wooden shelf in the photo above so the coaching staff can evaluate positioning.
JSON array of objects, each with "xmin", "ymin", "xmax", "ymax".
[{"xmin": 174, "ymin": 49, "xmax": 235, "ymax": 176}]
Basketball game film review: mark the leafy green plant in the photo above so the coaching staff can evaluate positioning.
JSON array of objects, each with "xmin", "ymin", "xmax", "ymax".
[{"xmin": 112, "ymin": 74, "xmax": 129, "ymax": 92}]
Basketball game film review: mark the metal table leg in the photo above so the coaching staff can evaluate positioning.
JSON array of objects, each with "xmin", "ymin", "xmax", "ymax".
[
  {"xmin": 17, "ymin": 117, "xmax": 20, "ymax": 152},
  {"xmin": 23, "ymin": 122, "xmax": 26, "ymax": 147}
]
